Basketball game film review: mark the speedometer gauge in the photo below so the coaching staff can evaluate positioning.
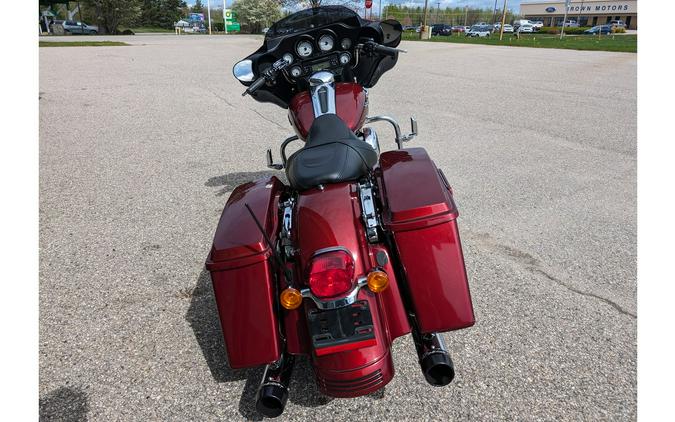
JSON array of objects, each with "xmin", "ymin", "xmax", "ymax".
[
  {"xmin": 282, "ymin": 53, "xmax": 294, "ymax": 64},
  {"xmin": 296, "ymin": 40, "xmax": 313, "ymax": 58},
  {"xmin": 318, "ymin": 34, "xmax": 334, "ymax": 52}
]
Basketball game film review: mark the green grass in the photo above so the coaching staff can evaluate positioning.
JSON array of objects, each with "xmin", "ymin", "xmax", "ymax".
[
  {"xmin": 126, "ymin": 26, "xmax": 174, "ymax": 33},
  {"xmin": 39, "ymin": 41, "xmax": 130, "ymax": 47},
  {"xmin": 402, "ymin": 33, "xmax": 636, "ymax": 53}
]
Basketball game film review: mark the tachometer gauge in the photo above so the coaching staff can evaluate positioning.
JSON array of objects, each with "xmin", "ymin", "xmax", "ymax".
[
  {"xmin": 318, "ymin": 34, "xmax": 334, "ymax": 52},
  {"xmin": 340, "ymin": 38, "xmax": 352, "ymax": 49},
  {"xmin": 282, "ymin": 53, "xmax": 294, "ymax": 64},
  {"xmin": 296, "ymin": 40, "xmax": 313, "ymax": 58}
]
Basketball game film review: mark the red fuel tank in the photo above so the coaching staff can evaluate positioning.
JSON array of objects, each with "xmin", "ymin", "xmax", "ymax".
[{"xmin": 288, "ymin": 82, "xmax": 367, "ymax": 140}]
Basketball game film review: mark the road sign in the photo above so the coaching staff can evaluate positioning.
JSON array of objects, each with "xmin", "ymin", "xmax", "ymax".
[{"xmin": 224, "ymin": 9, "xmax": 240, "ymax": 32}]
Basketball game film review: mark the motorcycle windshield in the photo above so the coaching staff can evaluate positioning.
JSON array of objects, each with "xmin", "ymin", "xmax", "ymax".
[{"xmin": 265, "ymin": 6, "xmax": 362, "ymax": 38}]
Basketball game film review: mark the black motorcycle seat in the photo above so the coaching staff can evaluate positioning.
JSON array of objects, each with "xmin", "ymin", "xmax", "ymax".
[{"xmin": 286, "ymin": 114, "xmax": 378, "ymax": 190}]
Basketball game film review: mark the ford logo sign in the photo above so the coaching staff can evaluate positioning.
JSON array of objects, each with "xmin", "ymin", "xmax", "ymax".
[{"xmin": 545, "ymin": 6, "xmax": 556, "ymax": 12}]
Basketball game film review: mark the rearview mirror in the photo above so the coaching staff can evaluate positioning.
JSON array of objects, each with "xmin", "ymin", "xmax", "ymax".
[
  {"xmin": 233, "ymin": 59, "xmax": 254, "ymax": 82},
  {"xmin": 380, "ymin": 19, "xmax": 403, "ymax": 47}
]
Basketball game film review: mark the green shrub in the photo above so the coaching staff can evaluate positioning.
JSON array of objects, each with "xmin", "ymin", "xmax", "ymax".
[
  {"xmin": 536, "ymin": 26, "xmax": 593, "ymax": 34},
  {"xmin": 212, "ymin": 22, "xmax": 224, "ymax": 32}
]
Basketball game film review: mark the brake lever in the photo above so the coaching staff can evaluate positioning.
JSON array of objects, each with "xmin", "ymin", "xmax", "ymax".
[{"xmin": 357, "ymin": 41, "xmax": 407, "ymax": 57}]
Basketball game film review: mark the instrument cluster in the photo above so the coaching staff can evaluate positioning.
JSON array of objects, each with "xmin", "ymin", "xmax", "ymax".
[{"xmin": 280, "ymin": 30, "xmax": 355, "ymax": 80}]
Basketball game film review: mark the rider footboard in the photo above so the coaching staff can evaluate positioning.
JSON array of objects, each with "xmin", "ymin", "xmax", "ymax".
[
  {"xmin": 377, "ymin": 148, "xmax": 475, "ymax": 333},
  {"xmin": 205, "ymin": 176, "xmax": 284, "ymax": 368}
]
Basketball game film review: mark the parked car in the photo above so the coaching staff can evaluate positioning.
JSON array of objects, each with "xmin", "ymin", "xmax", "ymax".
[
  {"xmin": 402, "ymin": 25, "xmax": 417, "ymax": 31},
  {"xmin": 584, "ymin": 25, "xmax": 612, "ymax": 35},
  {"xmin": 431, "ymin": 24, "xmax": 453, "ymax": 36},
  {"xmin": 518, "ymin": 24, "xmax": 534, "ymax": 33},
  {"xmin": 512, "ymin": 19, "xmax": 541, "ymax": 31},
  {"xmin": 563, "ymin": 20, "xmax": 580, "ymax": 27},
  {"xmin": 512, "ymin": 19, "xmax": 531, "ymax": 30},
  {"xmin": 494, "ymin": 23, "xmax": 514, "ymax": 33},
  {"xmin": 466, "ymin": 25, "xmax": 491, "ymax": 37},
  {"xmin": 62, "ymin": 20, "xmax": 98, "ymax": 34},
  {"xmin": 609, "ymin": 20, "xmax": 626, "ymax": 28},
  {"xmin": 452, "ymin": 25, "xmax": 466, "ymax": 33}
]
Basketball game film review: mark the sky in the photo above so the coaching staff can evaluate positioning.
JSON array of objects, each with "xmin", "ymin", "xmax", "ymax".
[{"xmin": 185, "ymin": 0, "xmax": 524, "ymax": 12}]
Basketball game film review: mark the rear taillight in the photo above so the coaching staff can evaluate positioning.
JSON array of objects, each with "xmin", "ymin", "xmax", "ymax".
[{"xmin": 307, "ymin": 250, "xmax": 355, "ymax": 299}]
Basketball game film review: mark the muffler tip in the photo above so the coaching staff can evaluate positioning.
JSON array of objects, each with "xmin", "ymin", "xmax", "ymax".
[
  {"xmin": 421, "ymin": 351, "xmax": 455, "ymax": 386},
  {"xmin": 256, "ymin": 383, "xmax": 289, "ymax": 418}
]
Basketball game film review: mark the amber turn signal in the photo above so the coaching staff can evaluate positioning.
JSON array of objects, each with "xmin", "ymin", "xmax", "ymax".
[
  {"xmin": 367, "ymin": 270, "xmax": 389, "ymax": 293},
  {"xmin": 280, "ymin": 288, "xmax": 303, "ymax": 310}
]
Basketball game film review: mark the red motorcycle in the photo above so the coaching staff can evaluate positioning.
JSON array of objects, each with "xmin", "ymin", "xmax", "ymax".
[{"xmin": 206, "ymin": 6, "xmax": 475, "ymax": 418}]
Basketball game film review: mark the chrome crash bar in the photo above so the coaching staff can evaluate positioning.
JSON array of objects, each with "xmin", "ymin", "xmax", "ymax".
[{"xmin": 364, "ymin": 115, "xmax": 418, "ymax": 149}]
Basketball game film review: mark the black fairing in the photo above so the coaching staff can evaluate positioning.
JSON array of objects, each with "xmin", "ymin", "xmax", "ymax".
[{"xmin": 236, "ymin": 6, "xmax": 401, "ymax": 108}]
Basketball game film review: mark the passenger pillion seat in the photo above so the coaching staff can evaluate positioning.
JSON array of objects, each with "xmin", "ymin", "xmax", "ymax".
[{"xmin": 286, "ymin": 114, "xmax": 378, "ymax": 190}]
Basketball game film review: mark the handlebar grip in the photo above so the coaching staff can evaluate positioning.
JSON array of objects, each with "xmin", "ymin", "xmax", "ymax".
[
  {"xmin": 372, "ymin": 44, "xmax": 399, "ymax": 57},
  {"xmin": 244, "ymin": 76, "xmax": 267, "ymax": 96}
]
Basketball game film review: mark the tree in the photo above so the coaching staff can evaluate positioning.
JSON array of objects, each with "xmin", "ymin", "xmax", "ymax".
[
  {"xmin": 84, "ymin": 0, "xmax": 142, "ymax": 34},
  {"xmin": 232, "ymin": 0, "xmax": 282, "ymax": 33},
  {"xmin": 192, "ymin": 0, "xmax": 204, "ymax": 13},
  {"xmin": 139, "ymin": 0, "xmax": 186, "ymax": 28}
]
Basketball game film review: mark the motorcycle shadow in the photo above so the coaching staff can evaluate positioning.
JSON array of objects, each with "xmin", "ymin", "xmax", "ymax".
[
  {"xmin": 205, "ymin": 170, "xmax": 288, "ymax": 197},
  {"xmin": 186, "ymin": 268, "xmax": 332, "ymax": 420}
]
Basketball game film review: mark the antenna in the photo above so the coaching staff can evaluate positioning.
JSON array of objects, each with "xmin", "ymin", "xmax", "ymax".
[{"xmin": 244, "ymin": 203, "xmax": 294, "ymax": 287}]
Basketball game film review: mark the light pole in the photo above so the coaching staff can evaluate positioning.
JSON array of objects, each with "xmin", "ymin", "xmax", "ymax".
[
  {"xmin": 436, "ymin": 2, "xmax": 440, "ymax": 23},
  {"xmin": 206, "ymin": 0, "xmax": 212, "ymax": 34},
  {"xmin": 560, "ymin": 0, "xmax": 570, "ymax": 40},
  {"xmin": 463, "ymin": 5, "xmax": 468, "ymax": 27}
]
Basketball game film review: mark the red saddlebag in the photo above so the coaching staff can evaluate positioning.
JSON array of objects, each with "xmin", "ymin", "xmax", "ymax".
[
  {"xmin": 205, "ymin": 176, "xmax": 283, "ymax": 368},
  {"xmin": 378, "ymin": 148, "xmax": 475, "ymax": 333}
]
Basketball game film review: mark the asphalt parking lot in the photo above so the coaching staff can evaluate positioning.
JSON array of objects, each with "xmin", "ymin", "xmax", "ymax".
[{"xmin": 39, "ymin": 34, "xmax": 636, "ymax": 421}]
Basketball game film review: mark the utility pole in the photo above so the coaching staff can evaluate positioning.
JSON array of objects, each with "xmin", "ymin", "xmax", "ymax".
[
  {"xmin": 463, "ymin": 5, "xmax": 468, "ymax": 27},
  {"xmin": 421, "ymin": 0, "xmax": 429, "ymax": 39},
  {"xmin": 207, "ymin": 0, "xmax": 212, "ymax": 34},
  {"xmin": 499, "ymin": 0, "xmax": 507, "ymax": 40},
  {"xmin": 491, "ymin": 0, "xmax": 498, "ymax": 26},
  {"xmin": 437, "ymin": 2, "xmax": 440, "ymax": 23},
  {"xmin": 379, "ymin": 0, "xmax": 383, "ymax": 21}
]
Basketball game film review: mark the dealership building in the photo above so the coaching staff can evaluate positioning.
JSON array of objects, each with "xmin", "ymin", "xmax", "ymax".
[{"xmin": 520, "ymin": 0, "xmax": 637, "ymax": 29}]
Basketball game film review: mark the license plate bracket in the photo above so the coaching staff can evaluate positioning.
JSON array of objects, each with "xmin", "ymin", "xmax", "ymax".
[{"xmin": 306, "ymin": 300, "xmax": 376, "ymax": 356}]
